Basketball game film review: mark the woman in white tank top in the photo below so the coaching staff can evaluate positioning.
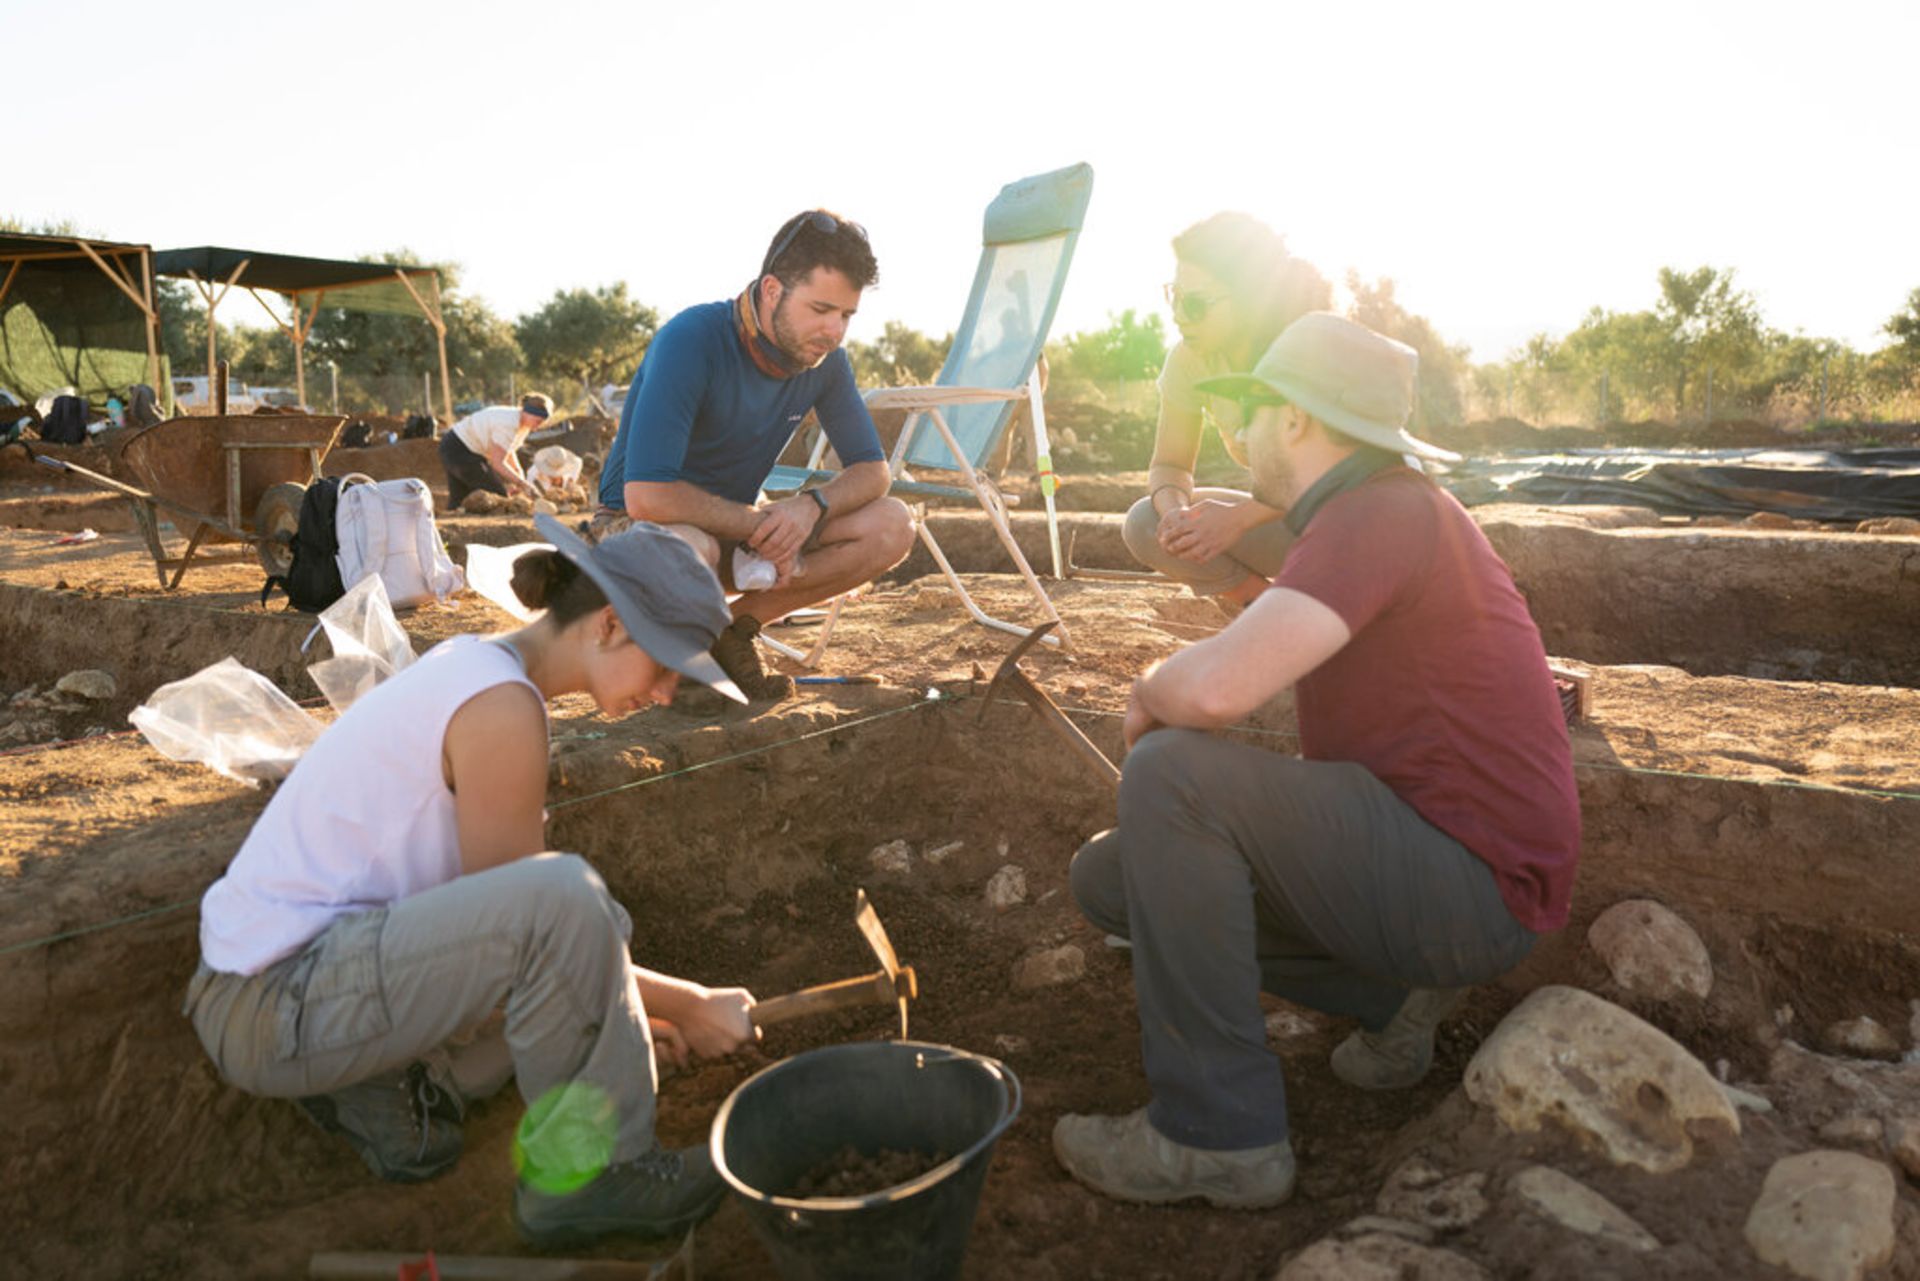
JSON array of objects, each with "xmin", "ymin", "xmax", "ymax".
[{"xmin": 186, "ymin": 515, "xmax": 758, "ymax": 1247}]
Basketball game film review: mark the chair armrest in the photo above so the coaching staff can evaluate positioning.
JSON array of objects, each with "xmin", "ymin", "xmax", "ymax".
[{"xmin": 863, "ymin": 385, "xmax": 1028, "ymax": 410}]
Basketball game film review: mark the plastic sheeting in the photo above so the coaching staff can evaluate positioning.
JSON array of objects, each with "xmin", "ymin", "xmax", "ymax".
[{"xmin": 1445, "ymin": 448, "xmax": 1920, "ymax": 521}]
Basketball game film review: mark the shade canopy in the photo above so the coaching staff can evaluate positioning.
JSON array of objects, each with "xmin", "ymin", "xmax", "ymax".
[
  {"xmin": 152, "ymin": 245, "xmax": 449, "ymax": 418},
  {"xmin": 0, "ymin": 233, "xmax": 164, "ymax": 404}
]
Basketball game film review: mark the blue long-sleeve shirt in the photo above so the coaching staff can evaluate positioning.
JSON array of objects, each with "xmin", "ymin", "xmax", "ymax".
[{"xmin": 598, "ymin": 300, "xmax": 883, "ymax": 508}]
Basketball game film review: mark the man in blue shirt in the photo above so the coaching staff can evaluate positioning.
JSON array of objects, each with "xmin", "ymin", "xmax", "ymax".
[{"xmin": 594, "ymin": 210, "xmax": 913, "ymax": 701}]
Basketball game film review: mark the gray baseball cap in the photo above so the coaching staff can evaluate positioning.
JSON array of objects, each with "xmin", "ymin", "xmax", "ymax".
[
  {"xmin": 532, "ymin": 514, "xmax": 747, "ymax": 704},
  {"xmin": 1196, "ymin": 311, "xmax": 1460, "ymax": 463}
]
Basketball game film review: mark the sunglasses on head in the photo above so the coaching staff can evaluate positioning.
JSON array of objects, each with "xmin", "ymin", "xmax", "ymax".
[
  {"xmin": 1163, "ymin": 281, "xmax": 1229, "ymax": 324},
  {"xmin": 764, "ymin": 211, "xmax": 869, "ymax": 278}
]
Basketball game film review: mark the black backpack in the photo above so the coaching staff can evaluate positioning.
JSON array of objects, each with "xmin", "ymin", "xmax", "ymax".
[
  {"xmin": 261, "ymin": 477, "xmax": 347, "ymax": 612},
  {"xmin": 402, "ymin": 413, "xmax": 435, "ymax": 439},
  {"xmin": 39, "ymin": 395, "xmax": 88, "ymax": 445}
]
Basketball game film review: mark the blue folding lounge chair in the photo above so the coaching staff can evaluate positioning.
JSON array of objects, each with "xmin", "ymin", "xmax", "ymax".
[{"xmin": 761, "ymin": 162, "xmax": 1094, "ymax": 662}]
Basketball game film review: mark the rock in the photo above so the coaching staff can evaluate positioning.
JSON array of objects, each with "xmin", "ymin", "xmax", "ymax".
[
  {"xmin": 984, "ymin": 864, "xmax": 1027, "ymax": 912},
  {"xmin": 0, "ymin": 721, "xmax": 30, "ymax": 745},
  {"xmin": 1511, "ymin": 1165, "xmax": 1659, "ymax": 1251},
  {"xmin": 1856, "ymin": 516, "xmax": 1920, "ymax": 536},
  {"xmin": 1722, "ymin": 1083, "xmax": 1775, "ymax": 1114},
  {"xmin": 1585, "ymin": 898, "xmax": 1713, "ymax": 1001},
  {"xmin": 1462, "ymin": 985, "xmax": 1739, "ymax": 1174},
  {"xmin": 1886, "ymin": 1117, "xmax": 1920, "ymax": 1178},
  {"xmin": 1374, "ymin": 1157, "xmax": 1489, "ymax": 1231},
  {"xmin": 1264, "ymin": 1007, "xmax": 1319, "ymax": 1040},
  {"xmin": 506, "ymin": 495, "xmax": 535, "ymax": 515},
  {"xmin": 1744, "ymin": 511, "xmax": 1795, "ymax": 530},
  {"xmin": 1275, "ymin": 1233, "xmax": 1490, "ymax": 1280},
  {"xmin": 992, "ymin": 1034, "xmax": 1029, "ymax": 1057},
  {"xmin": 460, "ymin": 490, "xmax": 503, "ymax": 514},
  {"xmin": 867, "ymin": 839, "xmax": 913, "ymax": 876},
  {"xmin": 911, "ymin": 585, "xmax": 960, "ymax": 611},
  {"xmin": 1826, "ymin": 1017, "xmax": 1900, "ymax": 1059},
  {"xmin": 1337, "ymin": 1216, "xmax": 1433, "ymax": 1244},
  {"xmin": 1743, "ymin": 1150, "xmax": 1896, "ymax": 1281},
  {"xmin": 531, "ymin": 498, "xmax": 558, "ymax": 516},
  {"xmin": 1817, "ymin": 1116, "xmax": 1884, "ymax": 1146},
  {"xmin": 923, "ymin": 840, "xmax": 965, "ymax": 865},
  {"xmin": 1011, "ymin": 945, "xmax": 1085, "ymax": 991},
  {"xmin": 55, "ymin": 669, "xmax": 116, "ymax": 701}
]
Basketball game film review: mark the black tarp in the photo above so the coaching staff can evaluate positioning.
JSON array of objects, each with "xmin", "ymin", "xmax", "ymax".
[{"xmin": 1445, "ymin": 449, "xmax": 1920, "ymax": 522}]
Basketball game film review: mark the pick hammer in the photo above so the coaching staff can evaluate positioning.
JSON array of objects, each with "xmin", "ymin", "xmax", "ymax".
[
  {"xmin": 749, "ymin": 889, "xmax": 918, "ymax": 1038},
  {"xmin": 977, "ymin": 621, "xmax": 1121, "ymax": 787}
]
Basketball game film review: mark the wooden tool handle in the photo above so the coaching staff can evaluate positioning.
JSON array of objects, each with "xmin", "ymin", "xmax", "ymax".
[{"xmin": 750, "ymin": 970, "xmax": 894, "ymax": 1028}]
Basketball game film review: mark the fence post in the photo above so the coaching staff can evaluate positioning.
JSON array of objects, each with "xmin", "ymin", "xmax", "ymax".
[{"xmin": 423, "ymin": 371, "xmax": 432, "ymax": 418}]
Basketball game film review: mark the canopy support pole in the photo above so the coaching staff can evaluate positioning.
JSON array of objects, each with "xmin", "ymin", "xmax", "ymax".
[
  {"xmin": 391, "ymin": 267, "xmax": 453, "ymax": 426},
  {"xmin": 186, "ymin": 259, "xmax": 250, "ymax": 393},
  {"xmin": 75, "ymin": 241, "xmax": 165, "ymax": 400}
]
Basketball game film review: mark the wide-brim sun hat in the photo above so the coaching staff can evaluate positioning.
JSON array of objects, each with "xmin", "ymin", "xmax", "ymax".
[
  {"xmin": 532, "ymin": 514, "xmax": 747, "ymax": 704},
  {"xmin": 1196, "ymin": 311, "xmax": 1460, "ymax": 463}
]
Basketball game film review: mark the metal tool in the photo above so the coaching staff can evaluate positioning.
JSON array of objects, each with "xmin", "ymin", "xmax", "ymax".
[
  {"xmin": 794, "ymin": 675, "xmax": 882, "ymax": 685},
  {"xmin": 1064, "ymin": 528, "xmax": 1167, "ymax": 583},
  {"xmin": 977, "ymin": 622, "xmax": 1121, "ymax": 786},
  {"xmin": 750, "ymin": 889, "xmax": 918, "ymax": 1038}
]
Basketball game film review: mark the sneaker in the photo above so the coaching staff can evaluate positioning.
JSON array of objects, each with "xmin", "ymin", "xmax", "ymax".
[
  {"xmin": 1051, "ymin": 1107, "xmax": 1294, "ymax": 1209},
  {"xmin": 709, "ymin": 616, "xmax": 794, "ymax": 703},
  {"xmin": 1329, "ymin": 986, "xmax": 1468, "ymax": 1091},
  {"xmin": 514, "ymin": 1143, "xmax": 727, "ymax": 1248},
  {"xmin": 296, "ymin": 1061, "xmax": 464, "ymax": 1183}
]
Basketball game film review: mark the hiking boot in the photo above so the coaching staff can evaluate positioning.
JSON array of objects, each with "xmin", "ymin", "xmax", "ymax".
[
  {"xmin": 709, "ymin": 616, "xmax": 794, "ymax": 702},
  {"xmin": 1329, "ymin": 987, "xmax": 1468, "ymax": 1091},
  {"xmin": 1051, "ymin": 1107, "xmax": 1295, "ymax": 1209},
  {"xmin": 296, "ymin": 1061, "xmax": 464, "ymax": 1183},
  {"xmin": 514, "ymin": 1143, "xmax": 727, "ymax": 1248}
]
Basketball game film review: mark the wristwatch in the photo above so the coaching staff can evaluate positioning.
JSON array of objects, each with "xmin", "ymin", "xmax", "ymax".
[{"xmin": 805, "ymin": 488, "xmax": 830, "ymax": 519}]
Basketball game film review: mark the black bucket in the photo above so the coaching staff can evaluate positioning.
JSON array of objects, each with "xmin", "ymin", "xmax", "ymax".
[{"xmin": 711, "ymin": 1040, "xmax": 1022, "ymax": 1281}]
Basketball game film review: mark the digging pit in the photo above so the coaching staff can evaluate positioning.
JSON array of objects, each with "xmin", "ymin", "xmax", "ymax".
[{"xmin": 3, "ymin": 496, "xmax": 1919, "ymax": 1278}]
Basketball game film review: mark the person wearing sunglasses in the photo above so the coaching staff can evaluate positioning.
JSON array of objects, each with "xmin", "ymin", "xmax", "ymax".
[
  {"xmin": 1124, "ymin": 214, "xmax": 1331, "ymax": 611},
  {"xmin": 593, "ymin": 210, "xmax": 914, "ymax": 702},
  {"xmin": 1055, "ymin": 314, "xmax": 1577, "ymax": 1211}
]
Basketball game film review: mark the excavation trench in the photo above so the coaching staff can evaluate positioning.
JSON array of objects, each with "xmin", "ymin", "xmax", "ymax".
[{"xmin": 4, "ymin": 658, "xmax": 1918, "ymax": 1278}]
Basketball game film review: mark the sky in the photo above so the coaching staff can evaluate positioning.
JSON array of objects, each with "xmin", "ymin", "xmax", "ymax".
[{"xmin": 10, "ymin": 0, "xmax": 1919, "ymax": 362}]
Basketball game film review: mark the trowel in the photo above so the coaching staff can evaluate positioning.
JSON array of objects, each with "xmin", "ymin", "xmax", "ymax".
[{"xmin": 750, "ymin": 889, "xmax": 919, "ymax": 1038}]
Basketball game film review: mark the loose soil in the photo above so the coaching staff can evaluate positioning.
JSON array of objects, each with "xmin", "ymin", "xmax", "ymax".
[
  {"xmin": 786, "ymin": 1147, "xmax": 955, "ymax": 1200},
  {"xmin": 2, "ymin": 492, "xmax": 1917, "ymax": 1277}
]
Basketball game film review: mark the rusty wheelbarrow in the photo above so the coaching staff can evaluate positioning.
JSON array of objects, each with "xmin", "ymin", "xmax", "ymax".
[{"xmin": 33, "ymin": 411, "xmax": 345, "ymax": 589}]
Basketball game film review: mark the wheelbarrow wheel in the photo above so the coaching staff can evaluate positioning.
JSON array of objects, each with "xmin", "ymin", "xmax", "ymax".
[{"xmin": 255, "ymin": 482, "xmax": 306, "ymax": 578}]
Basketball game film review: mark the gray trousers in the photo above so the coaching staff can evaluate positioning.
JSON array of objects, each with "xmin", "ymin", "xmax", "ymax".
[
  {"xmin": 1070, "ymin": 730, "xmax": 1536, "ymax": 1150},
  {"xmin": 1121, "ymin": 491, "xmax": 1297, "ymax": 595},
  {"xmin": 185, "ymin": 853, "xmax": 662, "ymax": 1170}
]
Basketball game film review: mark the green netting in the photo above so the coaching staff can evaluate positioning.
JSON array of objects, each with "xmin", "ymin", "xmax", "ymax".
[
  {"xmin": 152, "ymin": 247, "xmax": 441, "ymax": 322},
  {"xmin": 0, "ymin": 257, "xmax": 165, "ymax": 405}
]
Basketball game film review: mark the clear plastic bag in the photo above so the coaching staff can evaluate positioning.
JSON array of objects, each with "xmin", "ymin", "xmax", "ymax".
[
  {"xmin": 463, "ymin": 541, "xmax": 547, "ymax": 622},
  {"xmin": 307, "ymin": 574, "xmax": 418, "ymax": 713},
  {"xmin": 127, "ymin": 657, "xmax": 322, "ymax": 785}
]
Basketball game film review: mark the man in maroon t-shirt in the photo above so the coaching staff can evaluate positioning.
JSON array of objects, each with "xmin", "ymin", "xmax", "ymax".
[{"xmin": 1053, "ymin": 313, "xmax": 1580, "ymax": 1211}]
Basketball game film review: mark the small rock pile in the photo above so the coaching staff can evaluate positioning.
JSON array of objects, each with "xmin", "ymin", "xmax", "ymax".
[
  {"xmin": 459, "ymin": 483, "xmax": 593, "ymax": 518},
  {"xmin": 0, "ymin": 670, "xmax": 117, "ymax": 748}
]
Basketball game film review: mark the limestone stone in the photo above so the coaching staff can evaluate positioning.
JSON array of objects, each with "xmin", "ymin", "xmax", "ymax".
[
  {"xmin": 1816, "ymin": 1116, "xmax": 1884, "ymax": 1146},
  {"xmin": 991, "ymin": 1033, "xmax": 1029, "ymax": 1057},
  {"xmin": 1462, "ymin": 985, "xmax": 1739, "ymax": 1173},
  {"xmin": 1585, "ymin": 898, "xmax": 1712, "ymax": 1001},
  {"xmin": 1510, "ymin": 1165, "xmax": 1659, "ymax": 1251},
  {"xmin": 1264, "ymin": 1007, "xmax": 1319, "ymax": 1040},
  {"xmin": 531, "ymin": 498, "xmax": 558, "ymax": 516},
  {"xmin": 1275, "ymin": 1233, "xmax": 1490, "ymax": 1280},
  {"xmin": 1722, "ymin": 1083, "xmax": 1775, "ymax": 1113},
  {"xmin": 1745, "ymin": 510, "xmax": 1796, "ymax": 529},
  {"xmin": 1338, "ymin": 1215, "xmax": 1433, "ymax": 1243},
  {"xmin": 55, "ymin": 669, "xmax": 116, "ymax": 701},
  {"xmin": 1887, "ymin": 1117, "xmax": 1920, "ymax": 1179},
  {"xmin": 867, "ymin": 839, "xmax": 913, "ymax": 876},
  {"xmin": 1375, "ymin": 1157, "xmax": 1489, "ymax": 1230},
  {"xmin": 1011, "ymin": 945, "xmax": 1085, "ymax": 991},
  {"xmin": 1857, "ymin": 516, "xmax": 1920, "ymax": 536},
  {"xmin": 1826, "ymin": 1017, "xmax": 1900, "ymax": 1059},
  {"xmin": 1743, "ymin": 1150, "xmax": 1896, "ymax": 1281},
  {"xmin": 922, "ymin": 840, "xmax": 965, "ymax": 865},
  {"xmin": 984, "ymin": 864, "xmax": 1027, "ymax": 912}
]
